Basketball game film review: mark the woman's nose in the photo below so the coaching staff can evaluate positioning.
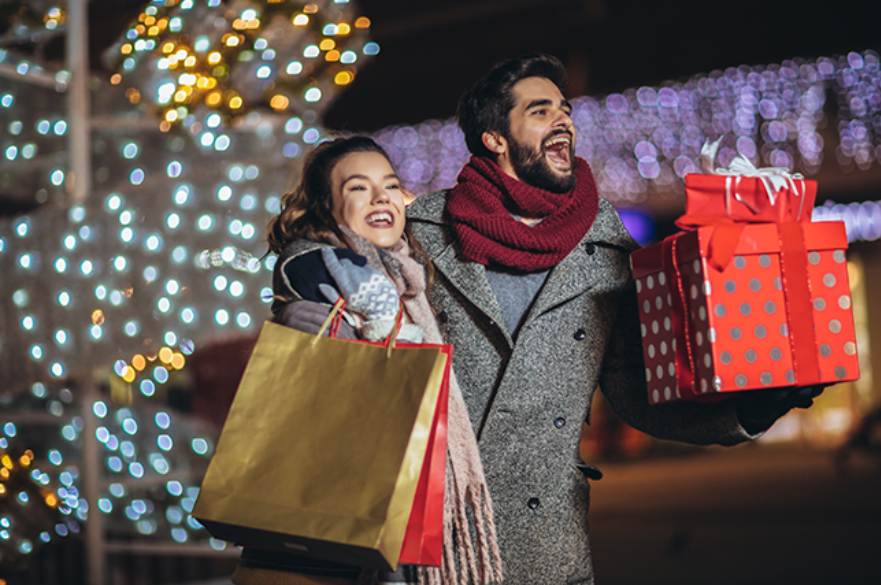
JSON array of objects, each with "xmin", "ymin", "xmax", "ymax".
[{"xmin": 371, "ymin": 186, "xmax": 391, "ymax": 204}]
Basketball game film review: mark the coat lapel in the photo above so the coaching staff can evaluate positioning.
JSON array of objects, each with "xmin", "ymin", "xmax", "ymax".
[
  {"xmin": 523, "ymin": 200, "xmax": 637, "ymax": 325},
  {"xmin": 525, "ymin": 243, "xmax": 594, "ymax": 322},
  {"xmin": 432, "ymin": 243, "xmax": 513, "ymax": 347}
]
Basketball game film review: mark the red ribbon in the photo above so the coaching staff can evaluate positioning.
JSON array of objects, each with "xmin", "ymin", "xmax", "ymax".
[
  {"xmin": 662, "ymin": 234, "xmax": 698, "ymax": 398},
  {"xmin": 777, "ymin": 221, "xmax": 822, "ymax": 386}
]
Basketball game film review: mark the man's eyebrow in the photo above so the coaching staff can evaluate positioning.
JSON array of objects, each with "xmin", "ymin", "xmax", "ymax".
[
  {"xmin": 524, "ymin": 98, "xmax": 553, "ymax": 110},
  {"xmin": 524, "ymin": 98, "xmax": 572, "ymax": 111}
]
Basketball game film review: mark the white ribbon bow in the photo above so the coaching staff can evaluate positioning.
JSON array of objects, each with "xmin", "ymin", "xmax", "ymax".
[{"xmin": 698, "ymin": 137, "xmax": 807, "ymax": 219}]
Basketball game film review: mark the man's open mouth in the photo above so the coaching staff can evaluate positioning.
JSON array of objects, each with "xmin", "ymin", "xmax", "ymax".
[
  {"xmin": 365, "ymin": 210, "xmax": 396, "ymax": 228},
  {"xmin": 543, "ymin": 133, "xmax": 573, "ymax": 170}
]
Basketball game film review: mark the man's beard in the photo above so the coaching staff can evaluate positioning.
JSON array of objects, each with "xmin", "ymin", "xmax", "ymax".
[{"xmin": 506, "ymin": 132, "xmax": 576, "ymax": 193}]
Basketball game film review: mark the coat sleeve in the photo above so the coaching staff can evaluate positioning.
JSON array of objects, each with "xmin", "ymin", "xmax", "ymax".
[{"xmin": 598, "ymin": 282, "xmax": 760, "ymax": 446}]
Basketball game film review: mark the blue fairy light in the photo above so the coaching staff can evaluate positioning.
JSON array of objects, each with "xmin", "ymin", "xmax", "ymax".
[
  {"xmin": 153, "ymin": 366, "xmax": 169, "ymax": 384},
  {"xmin": 29, "ymin": 344, "xmax": 44, "ymax": 361},
  {"xmin": 123, "ymin": 320, "xmax": 139, "ymax": 337},
  {"xmin": 122, "ymin": 418, "xmax": 138, "ymax": 435},
  {"xmin": 130, "ymin": 168, "xmax": 145, "ymax": 185},
  {"xmin": 95, "ymin": 427, "xmax": 110, "ymax": 443},
  {"xmin": 214, "ymin": 134, "xmax": 231, "ymax": 151},
  {"xmin": 157, "ymin": 434, "xmax": 173, "ymax": 451},
  {"xmin": 191, "ymin": 438, "xmax": 209, "ymax": 456},
  {"xmin": 107, "ymin": 457, "xmax": 123, "ymax": 473},
  {"xmin": 214, "ymin": 309, "xmax": 230, "ymax": 326},
  {"xmin": 155, "ymin": 412, "xmax": 171, "ymax": 429},
  {"xmin": 139, "ymin": 380, "xmax": 156, "ymax": 397},
  {"xmin": 93, "ymin": 401, "xmax": 108, "ymax": 418},
  {"xmin": 171, "ymin": 528, "xmax": 188, "ymax": 543},
  {"xmin": 173, "ymin": 185, "xmax": 191, "ymax": 206},
  {"xmin": 166, "ymin": 506, "xmax": 184, "ymax": 524},
  {"xmin": 180, "ymin": 307, "xmax": 196, "ymax": 324},
  {"xmin": 120, "ymin": 441, "xmax": 136, "ymax": 459},
  {"xmin": 61, "ymin": 425, "xmax": 77, "ymax": 442}
]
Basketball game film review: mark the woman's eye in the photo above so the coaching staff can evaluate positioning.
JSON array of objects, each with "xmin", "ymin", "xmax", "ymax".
[
  {"xmin": 386, "ymin": 183, "xmax": 401, "ymax": 190},
  {"xmin": 348, "ymin": 184, "xmax": 367, "ymax": 191}
]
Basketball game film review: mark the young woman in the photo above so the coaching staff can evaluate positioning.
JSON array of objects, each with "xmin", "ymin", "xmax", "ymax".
[{"xmin": 233, "ymin": 137, "xmax": 502, "ymax": 585}]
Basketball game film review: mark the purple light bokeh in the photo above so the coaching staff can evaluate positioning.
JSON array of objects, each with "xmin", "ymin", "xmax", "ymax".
[{"xmin": 374, "ymin": 51, "xmax": 881, "ymax": 205}]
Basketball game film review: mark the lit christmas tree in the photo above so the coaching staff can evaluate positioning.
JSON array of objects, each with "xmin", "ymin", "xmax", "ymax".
[{"xmin": 0, "ymin": 0, "xmax": 379, "ymax": 572}]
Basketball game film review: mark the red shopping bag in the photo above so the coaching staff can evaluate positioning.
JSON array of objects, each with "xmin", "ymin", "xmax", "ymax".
[{"xmin": 398, "ymin": 344, "xmax": 449, "ymax": 566}]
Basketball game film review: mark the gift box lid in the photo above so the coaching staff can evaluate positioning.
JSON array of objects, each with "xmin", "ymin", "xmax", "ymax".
[{"xmin": 630, "ymin": 220, "xmax": 847, "ymax": 278}]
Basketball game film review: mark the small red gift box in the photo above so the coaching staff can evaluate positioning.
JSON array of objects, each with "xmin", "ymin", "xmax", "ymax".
[{"xmin": 631, "ymin": 169, "xmax": 859, "ymax": 405}]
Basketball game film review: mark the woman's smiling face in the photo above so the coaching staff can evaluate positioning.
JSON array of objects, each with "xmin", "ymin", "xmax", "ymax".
[{"xmin": 330, "ymin": 151, "xmax": 406, "ymax": 248}]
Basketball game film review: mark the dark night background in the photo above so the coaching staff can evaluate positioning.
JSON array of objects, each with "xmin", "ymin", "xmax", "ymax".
[{"xmin": 8, "ymin": 0, "xmax": 881, "ymax": 130}]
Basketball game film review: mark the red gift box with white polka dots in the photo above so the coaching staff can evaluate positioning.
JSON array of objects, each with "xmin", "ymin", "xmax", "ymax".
[{"xmin": 631, "ymin": 221, "xmax": 859, "ymax": 405}]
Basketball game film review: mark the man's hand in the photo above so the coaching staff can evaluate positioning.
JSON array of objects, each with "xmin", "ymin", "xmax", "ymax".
[{"xmin": 735, "ymin": 385, "xmax": 826, "ymax": 436}]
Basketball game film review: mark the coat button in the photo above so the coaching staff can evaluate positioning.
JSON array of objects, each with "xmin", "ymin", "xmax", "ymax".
[
  {"xmin": 554, "ymin": 417, "xmax": 566, "ymax": 429},
  {"xmin": 436, "ymin": 310, "xmax": 448, "ymax": 325},
  {"xmin": 584, "ymin": 243, "xmax": 596, "ymax": 255},
  {"xmin": 574, "ymin": 328, "xmax": 586, "ymax": 341},
  {"xmin": 527, "ymin": 497, "xmax": 540, "ymax": 510}
]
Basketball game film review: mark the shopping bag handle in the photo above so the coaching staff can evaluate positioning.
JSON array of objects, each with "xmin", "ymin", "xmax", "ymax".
[
  {"xmin": 385, "ymin": 307, "xmax": 405, "ymax": 358},
  {"xmin": 314, "ymin": 298, "xmax": 347, "ymax": 344},
  {"xmin": 313, "ymin": 299, "xmax": 404, "ymax": 357}
]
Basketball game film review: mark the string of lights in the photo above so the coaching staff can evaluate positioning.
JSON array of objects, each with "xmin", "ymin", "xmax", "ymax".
[
  {"xmin": 0, "ymin": 383, "xmax": 221, "ymax": 564},
  {"xmin": 374, "ymin": 50, "xmax": 881, "ymax": 203},
  {"xmin": 108, "ymin": 0, "xmax": 377, "ymax": 131}
]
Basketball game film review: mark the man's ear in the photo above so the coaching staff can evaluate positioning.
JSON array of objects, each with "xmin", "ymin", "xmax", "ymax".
[{"xmin": 481, "ymin": 131, "xmax": 507, "ymax": 156}]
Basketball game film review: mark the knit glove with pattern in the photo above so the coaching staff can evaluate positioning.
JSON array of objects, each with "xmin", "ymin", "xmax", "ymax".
[{"xmin": 318, "ymin": 248, "xmax": 422, "ymax": 342}]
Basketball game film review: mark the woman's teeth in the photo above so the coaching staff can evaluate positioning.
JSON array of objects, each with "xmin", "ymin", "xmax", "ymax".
[{"xmin": 366, "ymin": 211, "xmax": 394, "ymax": 227}]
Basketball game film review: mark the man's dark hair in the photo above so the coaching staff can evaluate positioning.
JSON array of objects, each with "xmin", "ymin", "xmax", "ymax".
[{"xmin": 457, "ymin": 54, "xmax": 567, "ymax": 158}]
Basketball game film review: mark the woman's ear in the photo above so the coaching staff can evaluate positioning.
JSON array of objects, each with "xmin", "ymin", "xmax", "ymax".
[{"xmin": 481, "ymin": 131, "xmax": 507, "ymax": 156}]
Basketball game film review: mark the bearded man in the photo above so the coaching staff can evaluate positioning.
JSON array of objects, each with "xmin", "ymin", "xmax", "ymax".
[{"xmin": 403, "ymin": 54, "xmax": 822, "ymax": 584}]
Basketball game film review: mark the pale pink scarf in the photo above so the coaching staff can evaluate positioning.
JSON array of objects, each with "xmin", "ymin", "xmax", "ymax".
[{"xmin": 339, "ymin": 229, "xmax": 503, "ymax": 585}]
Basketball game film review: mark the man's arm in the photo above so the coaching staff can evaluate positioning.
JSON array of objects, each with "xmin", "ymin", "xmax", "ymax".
[{"xmin": 598, "ymin": 283, "xmax": 821, "ymax": 446}]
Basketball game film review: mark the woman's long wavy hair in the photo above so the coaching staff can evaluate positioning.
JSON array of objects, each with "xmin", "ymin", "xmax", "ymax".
[{"xmin": 266, "ymin": 136, "xmax": 433, "ymax": 281}]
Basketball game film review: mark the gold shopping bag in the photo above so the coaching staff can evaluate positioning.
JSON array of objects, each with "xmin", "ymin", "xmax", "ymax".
[{"xmin": 193, "ymin": 317, "xmax": 448, "ymax": 571}]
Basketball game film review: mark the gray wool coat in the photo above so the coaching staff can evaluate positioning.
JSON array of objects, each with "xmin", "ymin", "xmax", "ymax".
[{"xmin": 406, "ymin": 191, "xmax": 757, "ymax": 585}]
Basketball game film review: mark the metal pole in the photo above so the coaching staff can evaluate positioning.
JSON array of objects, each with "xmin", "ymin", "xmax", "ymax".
[
  {"xmin": 67, "ymin": 0, "xmax": 91, "ymax": 204},
  {"xmin": 67, "ymin": 1, "xmax": 104, "ymax": 584}
]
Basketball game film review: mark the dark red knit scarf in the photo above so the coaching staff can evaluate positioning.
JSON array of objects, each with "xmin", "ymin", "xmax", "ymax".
[{"xmin": 446, "ymin": 156, "xmax": 600, "ymax": 271}]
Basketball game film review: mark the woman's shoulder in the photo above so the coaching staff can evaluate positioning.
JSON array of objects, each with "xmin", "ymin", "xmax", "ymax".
[{"xmin": 277, "ymin": 245, "xmax": 367, "ymax": 303}]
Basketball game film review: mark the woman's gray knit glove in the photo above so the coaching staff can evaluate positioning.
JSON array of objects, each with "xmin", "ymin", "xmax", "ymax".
[{"xmin": 318, "ymin": 248, "xmax": 422, "ymax": 342}]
